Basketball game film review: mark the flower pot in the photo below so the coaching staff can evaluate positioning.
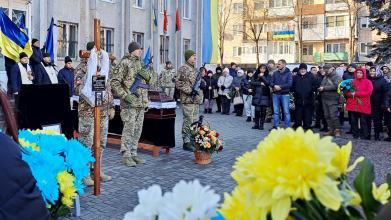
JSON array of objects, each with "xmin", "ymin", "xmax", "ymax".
[{"xmin": 194, "ymin": 150, "xmax": 211, "ymax": 165}]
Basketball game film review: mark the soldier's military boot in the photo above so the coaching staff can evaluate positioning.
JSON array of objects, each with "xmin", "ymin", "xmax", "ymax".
[
  {"xmin": 82, "ymin": 175, "xmax": 94, "ymax": 187},
  {"xmin": 132, "ymin": 156, "xmax": 146, "ymax": 164},
  {"xmin": 123, "ymin": 157, "xmax": 136, "ymax": 167},
  {"xmin": 183, "ymin": 142, "xmax": 195, "ymax": 152},
  {"xmin": 91, "ymin": 172, "xmax": 112, "ymax": 182},
  {"xmin": 323, "ymin": 127, "xmax": 335, "ymax": 136}
]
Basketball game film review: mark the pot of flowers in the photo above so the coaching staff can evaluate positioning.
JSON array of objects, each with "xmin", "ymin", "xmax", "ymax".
[{"xmin": 189, "ymin": 117, "xmax": 224, "ymax": 165}]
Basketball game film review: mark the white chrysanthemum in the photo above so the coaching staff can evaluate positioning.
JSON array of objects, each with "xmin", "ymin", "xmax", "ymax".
[
  {"xmin": 123, "ymin": 185, "xmax": 163, "ymax": 220},
  {"xmin": 159, "ymin": 180, "xmax": 220, "ymax": 220}
]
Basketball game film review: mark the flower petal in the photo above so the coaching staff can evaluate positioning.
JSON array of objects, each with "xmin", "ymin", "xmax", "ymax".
[
  {"xmin": 346, "ymin": 156, "xmax": 365, "ymax": 172},
  {"xmin": 271, "ymin": 197, "xmax": 291, "ymax": 220}
]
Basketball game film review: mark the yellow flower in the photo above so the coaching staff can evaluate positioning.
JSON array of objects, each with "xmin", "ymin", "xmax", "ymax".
[
  {"xmin": 19, "ymin": 138, "xmax": 40, "ymax": 151},
  {"xmin": 204, "ymin": 137, "xmax": 209, "ymax": 141},
  {"xmin": 226, "ymin": 128, "xmax": 343, "ymax": 220},
  {"xmin": 372, "ymin": 182, "xmax": 390, "ymax": 204},
  {"xmin": 203, "ymin": 126, "xmax": 209, "ymax": 131},
  {"xmin": 210, "ymin": 130, "xmax": 216, "ymax": 136},
  {"xmin": 199, "ymin": 130, "xmax": 206, "ymax": 135},
  {"xmin": 330, "ymin": 142, "xmax": 364, "ymax": 179},
  {"xmin": 204, "ymin": 142, "xmax": 211, "ymax": 148},
  {"xmin": 346, "ymin": 190, "xmax": 362, "ymax": 206},
  {"xmin": 211, "ymin": 136, "xmax": 217, "ymax": 142},
  {"xmin": 56, "ymin": 171, "xmax": 77, "ymax": 207}
]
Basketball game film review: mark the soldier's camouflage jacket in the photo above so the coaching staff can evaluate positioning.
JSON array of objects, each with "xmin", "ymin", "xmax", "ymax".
[
  {"xmin": 74, "ymin": 58, "xmax": 114, "ymax": 117},
  {"xmin": 160, "ymin": 67, "xmax": 176, "ymax": 88},
  {"xmin": 110, "ymin": 53, "xmax": 150, "ymax": 109},
  {"xmin": 148, "ymin": 67, "xmax": 159, "ymax": 90},
  {"xmin": 175, "ymin": 62, "xmax": 203, "ymax": 104}
]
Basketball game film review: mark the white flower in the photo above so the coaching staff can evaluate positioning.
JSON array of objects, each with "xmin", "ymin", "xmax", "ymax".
[
  {"xmin": 123, "ymin": 185, "xmax": 163, "ymax": 220},
  {"xmin": 159, "ymin": 180, "xmax": 220, "ymax": 220}
]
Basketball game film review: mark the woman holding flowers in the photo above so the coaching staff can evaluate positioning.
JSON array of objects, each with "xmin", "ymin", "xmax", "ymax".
[
  {"xmin": 345, "ymin": 68, "xmax": 373, "ymax": 139},
  {"xmin": 367, "ymin": 66, "xmax": 389, "ymax": 141},
  {"xmin": 250, "ymin": 64, "xmax": 272, "ymax": 130}
]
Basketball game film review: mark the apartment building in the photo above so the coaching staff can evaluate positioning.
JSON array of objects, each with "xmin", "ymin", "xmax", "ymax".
[{"xmin": 0, "ymin": 0, "xmax": 203, "ymax": 82}]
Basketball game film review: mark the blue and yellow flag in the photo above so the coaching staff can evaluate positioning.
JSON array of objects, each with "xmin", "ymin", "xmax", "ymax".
[
  {"xmin": 152, "ymin": 6, "xmax": 158, "ymax": 31},
  {"xmin": 0, "ymin": 7, "xmax": 32, "ymax": 62},
  {"xmin": 202, "ymin": 0, "xmax": 218, "ymax": 64},
  {"xmin": 45, "ymin": 18, "xmax": 54, "ymax": 61}
]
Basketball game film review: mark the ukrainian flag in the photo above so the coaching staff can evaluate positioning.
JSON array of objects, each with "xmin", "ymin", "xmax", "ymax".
[
  {"xmin": 202, "ymin": 0, "xmax": 218, "ymax": 64},
  {"xmin": 273, "ymin": 31, "xmax": 294, "ymax": 39},
  {"xmin": 152, "ymin": 6, "xmax": 158, "ymax": 31},
  {"xmin": 0, "ymin": 7, "xmax": 32, "ymax": 62}
]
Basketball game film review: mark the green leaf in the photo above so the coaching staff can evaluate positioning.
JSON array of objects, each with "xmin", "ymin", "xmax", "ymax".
[
  {"xmin": 353, "ymin": 158, "xmax": 382, "ymax": 220},
  {"xmin": 386, "ymin": 174, "xmax": 391, "ymax": 202}
]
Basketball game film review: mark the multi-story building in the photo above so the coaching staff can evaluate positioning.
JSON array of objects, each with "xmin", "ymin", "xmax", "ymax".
[{"xmin": 0, "ymin": 0, "xmax": 203, "ymax": 83}]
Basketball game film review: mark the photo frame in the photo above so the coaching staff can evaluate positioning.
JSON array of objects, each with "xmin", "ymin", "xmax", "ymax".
[{"xmin": 42, "ymin": 123, "xmax": 62, "ymax": 134}]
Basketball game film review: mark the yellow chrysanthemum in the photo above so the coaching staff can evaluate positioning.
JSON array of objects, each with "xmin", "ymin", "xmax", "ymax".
[
  {"xmin": 204, "ymin": 142, "xmax": 211, "ymax": 148},
  {"xmin": 346, "ymin": 190, "xmax": 362, "ymax": 206},
  {"xmin": 372, "ymin": 183, "xmax": 390, "ymax": 204},
  {"xmin": 19, "ymin": 138, "xmax": 40, "ymax": 151},
  {"xmin": 227, "ymin": 128, "xmax": 343, "ymax": 220},
  {"xmin": 56, "ymin": 171, "xmax": 77, "ymax": 207},
  {"xmin": 199, "ymin": 130, "xmax": 206, "ymax": 135},
  {"xmin": 330, "ymin": 142, "xmax": 364, "ymax": 179}
]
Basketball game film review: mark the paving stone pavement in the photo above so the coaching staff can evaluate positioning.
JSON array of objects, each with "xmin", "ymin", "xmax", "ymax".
[{"xmin": 65, "ymin": 104, "xmax": 391, "ymax": 220}]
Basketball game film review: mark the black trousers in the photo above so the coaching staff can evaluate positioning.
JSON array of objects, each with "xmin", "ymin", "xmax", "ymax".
[
  {"xmin": 215, "ymin": 95, "xmax": 222, "ymax": 111},
  {"xmin": 295, "ymin": 104, "xmax": 312, "ymax": 130},
  {"xmin": 315, "ymin": 101, "xmax": 328, "ymax": 128},
  {"xmin": 234, "ymin": 104, "xmax": 244, "ymax": 115},
  {"xmin": 349, "ymin": 111, "xmax": 370, "ymax": 139},
  {"xmin": 220, "ymin": 95, "xmax": 231, "ymax": 114}
]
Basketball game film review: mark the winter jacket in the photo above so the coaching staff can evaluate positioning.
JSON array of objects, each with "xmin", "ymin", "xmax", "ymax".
[
  {"xmin": 381, "ymin": 64, "xmax": 391, "ymax": 82},
  {"xmin": 10, "ymin": 63, "xmax": 35, "ymax": 93},
  {"xmin": 229, "ymin": 68, "xmax": 237, "ymax": 78},
  {"xmin": 0, "ymin": 132, "xmax": 52, "ymax": 220},
  {"xmin": 36, "ymin": 62, "xmax": 58, "ymax": 84},
  {"xmin": 314, "ymin": 72, "xmax": 324, "ymax": 102},
  {"xmin": 269, "ymin": 67, "xmax": 293, "ymax": 95},
  {"xmin": 251, "ymin": 64, "xmax": 272, "ymax": 106},
  {"xmin": 200, "ymin": 76, "xmax": 217, "ymax": 99},
  {"xmin": 385, "ymin": 84, "xmax": 391, "ymax": 110},
  {"xmin": 29, "ymin": 46, "xmax": 43, "ymax": 83},
  {"xmin": 241, "ymin": 75, "xmax": 253, "ymax": 95},
  {"xmin": 343, "ymin": 71, "xmax": 355, "ymax": 80},
  {"xmin": 231, "ymin": 74, "xmax": 246, "ymax": 97},
  {"xmin": 320, "ymin": 70, "xmax": 342, "ymax": 101},
  {"xmin": 368, "ymin": 73, "xmax": 390, "ymax": 120},
  {"xmin": 345, "ymin": 68, "xmax": 373, "ymax": 114},
  {"xmin": 290, "ymin": 72, "xmax": 318, "ymax": 106},
  {"xmin": 58, "ymin": 66, "xmax": 75, "ymax": 97},
  {"xmin": 217, "ymin": 74, "xmax": 233, "ymax": 95}
]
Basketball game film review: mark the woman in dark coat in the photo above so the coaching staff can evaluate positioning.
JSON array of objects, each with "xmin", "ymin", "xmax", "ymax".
[
  {"xmin": 385, "ymin": 85, "xmax": 391, "ymax": 141},
  {"xmin": 201, "ymin": 70, "xmax": 217, "ymax": 114},
  {"xmin": 250, "ymin": 64, "xmax": 272, "ymax": 130},
  {"xmin": 0, "ymin": 90, "xmax": 52, "ymax": 220},
  {"xmin": 231, "ymin": 70, "xmax": 246, "ymax": 116},
  {"xmin": 367, "ymin": 67, "xmax": 390, "ymax": 141}
]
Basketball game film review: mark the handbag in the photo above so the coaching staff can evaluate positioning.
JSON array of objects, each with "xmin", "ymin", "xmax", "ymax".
[
  {"xmin": 213, "ymin": 89, "xmax": 219, "ymax": 98},
  {"xmin": 233, "ymin": 91, "xmax": 244, "ymax": 105}
]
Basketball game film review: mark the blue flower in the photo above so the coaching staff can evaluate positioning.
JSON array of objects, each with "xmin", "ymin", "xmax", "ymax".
[{"xmin": 346, "ymin": 86, "xmax": 351, "ymax": 89}]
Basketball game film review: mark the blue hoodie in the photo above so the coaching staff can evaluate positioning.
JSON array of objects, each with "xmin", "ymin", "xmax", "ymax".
[{"xmin": 269, "ymin": 67, "xmax": 293, "ymax": 94}]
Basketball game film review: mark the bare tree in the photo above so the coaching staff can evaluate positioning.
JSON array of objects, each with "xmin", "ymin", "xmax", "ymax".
[
  {"xmin": 218, "ymin": 0, "xmax": 235, "ymax": 66},
  {"xmin": 292, "ymin": 0, "xmax": 306, "ymax": 63},
  {"xmin": 242, "ymin": 0, "xmax": 269, "ymax": 66}
]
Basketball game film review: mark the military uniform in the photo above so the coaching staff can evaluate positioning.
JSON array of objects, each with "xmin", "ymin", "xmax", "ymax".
[
  {"xmin": 176, "ymin": 62, "xmax": 203, "ymax": 146},
  {"xmin": 74, "ymin": 57, "xmax": 114, "ymax": 183},
  {"xmin": 160, "ymin": 66, "xmax": 176, "ymax": 99},
  {"xmin": 110, "ymin": 53, "xmax": 151, "ymax": 163},
  {"xmin": 148, "ymin": 67, "xmax": 159, "ymax": 90}
]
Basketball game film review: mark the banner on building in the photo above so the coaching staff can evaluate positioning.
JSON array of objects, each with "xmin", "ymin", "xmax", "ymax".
[{"xmin": 202, "ymin": 0, "xmax": 218, "ymax": 64}]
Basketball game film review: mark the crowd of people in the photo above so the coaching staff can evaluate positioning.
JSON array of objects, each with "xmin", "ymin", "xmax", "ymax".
[{"xmin": 198, "ymin": 60, "xmax": 391, "ymax": 141}]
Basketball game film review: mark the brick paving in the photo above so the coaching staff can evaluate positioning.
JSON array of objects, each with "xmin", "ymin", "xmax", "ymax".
[{"xmin": 65, "ymin": 105, "xmax": 391, "ymax": 219}]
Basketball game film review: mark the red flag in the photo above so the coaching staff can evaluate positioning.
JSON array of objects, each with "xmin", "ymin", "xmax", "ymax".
[
  {"xmin": 176, "ymin": 8, "xmax": 180, "ymax": 31},
  {"xmin": 163, "ymin": 9, "xmax": 168, "ymax": 35}
]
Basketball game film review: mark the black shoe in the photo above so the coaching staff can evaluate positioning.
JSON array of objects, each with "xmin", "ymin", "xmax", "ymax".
[
  {"xmin": 313, "ymin": 124, "xmax": 321, "ymax": 129},
  {"xmin": 253, "ymin": 118, "xmax": 256, "ymax": 122},
  {"xmin": 252, "ymin": 124, "xmax": 260, "ymax": 129},
  {"xmin": 346, "ymin": 130, "xmax": 353, "ymax": 134},
  {"xmin": 320, "ymin": 127, "xmax": 328, "ymax": 132},
  {"xmin": 216, "ymin": 109, "xmax": 221, "ymax": 113},
  {"xmin": 232, "ymin": 110, "xmax": 237, "ymax": 113},
  {"xmin": 208, "ymin": 109, "xmax": 213, "ymax": 114},
  {"xmin": 269, "ymin": 126, "xmax": 277, "ymax": 131},
  {"xmin": 265, "ymin": 118, "xmax": 271, "ymax": 123},
  {"xmin": 375, "ymin": 133, "xmax": 380, "ymax": 141},
  {"xmin": 204, "ymin": 109, "xmax": 207, "ymax": 114},
  {"xmin": 246, "ymin": 117, "xmax": 251, "ymax": 122}
]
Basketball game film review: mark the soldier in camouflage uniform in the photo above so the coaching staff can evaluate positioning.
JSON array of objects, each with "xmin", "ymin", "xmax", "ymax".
[
  {"xmin": 148, "ymin": 61, "xmax": 159, "ymax": 90},
  {"xmin": 160, "ymin": 61, "xmax": 176, "ymax": 99},
  {"xmin": 109, "ymin": 56, "xmax": 118, "ymax": 74},
  {"xmin": 110, "ymin": 42, "xmax": 151, "ymax": 167},
  {"xmin": 74, "ymin": 42, "xmax": 115, "ymax": 186},
  {"xmin": 176, "ymin": 50, "xmax": 203, "ymax": 151}
]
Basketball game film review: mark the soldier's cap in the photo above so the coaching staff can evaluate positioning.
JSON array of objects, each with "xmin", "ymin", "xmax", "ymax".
[
  {"xmin": 185, "ymin": 50, "xmax": 196, "ymax": 61},
  {"xmin": 166, "ymin": 61, "xmax": 171, "ymax": 65},
  {"xmin": 323, "ymin": 64, "xmax": 333, "ymax": 72},
  {"xmin": 128, "ymin": 42, "xmax": 142, "ymax": 53},
  {"xmin": 87, "ymin": 42, "xmax": 95, "ymax": 51}
]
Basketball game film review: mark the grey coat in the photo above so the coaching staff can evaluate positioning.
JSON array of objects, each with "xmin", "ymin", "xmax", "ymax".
[
  {"xmin": 231, "ymin": 74, "xmax": 246, "ymax": 97},
  {"xmin": 320, "ymin": 70, "xmax": 342, "ymax": 101},
  {"xmin": 217, "ymin": 75, "xmax": 233, "ymax": 95}
]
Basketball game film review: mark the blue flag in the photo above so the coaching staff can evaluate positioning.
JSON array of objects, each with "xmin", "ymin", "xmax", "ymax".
[
  {"xmin": 143, "ymin": 47, "xmax": 150, "ymax": 70},
  {"xmin": 45, "ymin": 18, "xmax": 54, "ymax": 61},
  {"xmin": 19, "ymin": 13, "xmax": 28, "ymax": 35}
]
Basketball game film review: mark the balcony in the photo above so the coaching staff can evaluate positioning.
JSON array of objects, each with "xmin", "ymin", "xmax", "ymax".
[{"xmin": 324, "ymin": 52, "xmax": 348, "ymax": 61}]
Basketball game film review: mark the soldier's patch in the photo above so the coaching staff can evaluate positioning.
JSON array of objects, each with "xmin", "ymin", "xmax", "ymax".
[
  {"xmin": 178, "ymin": 73, "xmax": 185, "ymax": 81},
  {"xmin": 76, "ymin": 76, "xmax": 82, "ymax": 84},
  {"xmin": 114, "ymin": 66, "xmax": 119, "ymax": 74}
]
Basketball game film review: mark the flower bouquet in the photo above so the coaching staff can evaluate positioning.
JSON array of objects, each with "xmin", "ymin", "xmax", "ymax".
[
  {"xmin": 225, "ymin": 91, "xmax": 236, "ymax": 99},
  {"xmin": 246, "ymin": 80, "xmax": 253, "ymax": 101},
  {"xmin": 338, "ymin": 79, "xmax": 363, "ymax": 105},
  {"xmin": 219, "ymin": 127, "xmax": 391, "ymax": 220},
  {"xmin": 189, "ymin": 117, "xmax": 224, "ymax": 164},
  {"xmin": 19, "ymin": 129, "xmax": 95, "ymax": 220}
]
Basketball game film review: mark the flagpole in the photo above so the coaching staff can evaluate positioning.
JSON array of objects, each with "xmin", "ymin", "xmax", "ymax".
[
  {"xmin": 151, "ymin": 1, "xmax": 154, "ymax": 59},
  {"xmin": 175, "ymin": 0, "xmax": 178, "ymax": 71}
]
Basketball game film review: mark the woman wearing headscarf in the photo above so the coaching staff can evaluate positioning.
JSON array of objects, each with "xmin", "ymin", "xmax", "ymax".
[
  {"xmin": 250, "ymin": 64, "xmax": 272, "ymax": 130},
  {"xmin": 345, "ymin": 68, "xmax": 373, "ymax": 139},
  {"xmin": 218, "ymin": 68, "xmax": 233, "ymax": 115},
  {"xmin": 367, "ymin": 66, "xmax": 390, "ymax": 141}
]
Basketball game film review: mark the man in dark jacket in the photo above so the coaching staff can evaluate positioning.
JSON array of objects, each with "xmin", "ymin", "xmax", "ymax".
[
  {"xmin": 29, "ymin": 38, "xmax": 42, "ymax": 83},
  {"xmin": 269, "ymin": 59, "xmax": 293, "ymax": 129},
  {"xmin": 229, "ymin": 62, "xmax": 237, "ymax": 78},
  {"xmin": 36, "ymin": 53, "xmax": 58, "ymax": 84},
  {"xmin": 5, "ymin": 56, "xmax": 15, "ymax": 96},
  {"xmin": 213, "ymin": 66, "xmax": 223, "ymax": 112},
  {"xmin": 58, "ymin": 56, "xmax": 75, "ymax": 97},
  {"xmin": 291, "ymin": 63, "xmax": 318, "ymax": 130},
  {"xmin": 340, "ymin": 63, "xmax": 349, "ymax": 76},
  {"xmin": 318, "ymin": 64, "xmax": 343, "ymax": 137}
]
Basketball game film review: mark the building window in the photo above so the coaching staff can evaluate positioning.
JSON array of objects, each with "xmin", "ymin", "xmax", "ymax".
[
  {"xmin": 233, "ymin": 25, "xmax": 243, "ymax": 35},
  {"xmin": 360, "ymin": 17, "xmax": 368, "ymax": 28},
  {"xmin": 233, "ymin": 47, "xmax": 242, "ymax": 57},
  {"xmin": 101, "ymin": 0, "xmax": 114, "ymax": 3},
  {"xmin": 133, "ymin": 0, "xmax": 143, "ymax": 8},
  {"xmin": 273, "ymin": 0, "xmax": 292, "ymax": 7},
  {"xmin": 100, "ymin": 28, "xmax": 114, "ymax": 53},
  {"xmin": 254, "ymin": 23, "xmax": 267, "ymax": 33},
  {"xmin": 326, "ymin": 43, "xmax": 346, "ymax": 53},
  {"xmin": 160, "ymin": 36, "xmax": 169, "ymax": 63},
  {"xmin": 303, "ymin": 0, "xmax": 314, "ymax": 5},
  {"xmin": 326, "ymin": 16, "xmax": 335, "ymax": 27},
  {"xmin": 254, "ymin": 1, "xmax": 265, "ymax": 9},
  {"xmin": 303, "ymin": 17, "xmax": 317, "ymax": 29},
  {"xmin": 326, "ymin": 0, "xmax": 344, "ymax": 3},
  {"xmin": 57, "ymin": 22, "xmax": 78, "ymax": 59},
  {"xmin": 132, "ymin": 32, "xmax": 144, "ymax": 56},
  {"xmin": 336, "ymin": 16, "xmax": 345, "ymax": 26},
  {"xmin": 160, "ymin": 0, "xmax": 169, "ymax": 13},
  {"xmin": 233, "ymin": 3, "xmax": 243, "ymax": 13},
  {"xmin": 184, "ymin": 39, "xmax": 190, "ymax": 52},
  {"xmin": 272, "ymin": 42, "xmax": 290, "ymax": 54},
  {"xmin": 183, "ymin": 0, "xmax": 190, "ymax": 19}
]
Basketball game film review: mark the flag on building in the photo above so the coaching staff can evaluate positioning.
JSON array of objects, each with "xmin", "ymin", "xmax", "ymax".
[
  {"xmin": 0, "ymin": 7, "xmax": 32, "ymax": 62},
  {"xmin": 19, "ymin": 13, "xmax": 28, "ymax": 35},
  {"xmin": 152, "ymin": 6, "xmax": 157, "ymax": 31},
  {"xmin": 143, "ymin": 47, "xmax": 150, "ymax": 70},
  {"xmin": 202, "ymin": 0, "xmax": 218, "ymax": 64},
  {"xmin": 273, "ymin": 31, "xmax": 294, "ymax": 39},
  {"xmin": 163, "ymin": 9, "xmax": 168, "ymax": 35},
  {"xmin": 45, "ymin": 18, "xmax": 54, "ymax": 61},
  {"xmin": 176, "ymin": 8, "xmax": 180, "ymax": 31}
]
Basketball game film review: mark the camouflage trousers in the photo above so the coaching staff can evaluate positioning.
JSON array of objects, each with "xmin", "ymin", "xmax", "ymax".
[
  {"xmin": 78, "ymin": 116, "xmax": 108, "ymax": 172},
  {"xmin": 120, "ymin": 107, "xmax": 145, "ymax": 157},
  {"xmin": 182, "ymin": 104, "xmax": 199, "ymax": 143},
  {"xmin": 164, "ymin": 87, "xmax": 175, "ymax": 100}
]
